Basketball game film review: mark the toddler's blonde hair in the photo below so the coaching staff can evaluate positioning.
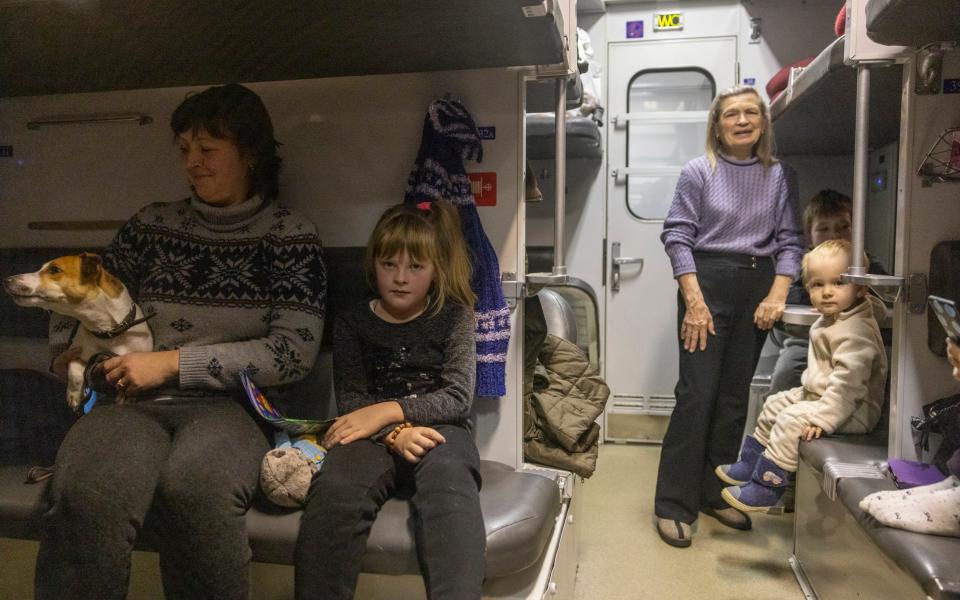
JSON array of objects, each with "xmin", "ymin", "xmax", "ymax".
[{"xmin": 801, "ymin": 238, "xmax": 867, "ymax": 285}]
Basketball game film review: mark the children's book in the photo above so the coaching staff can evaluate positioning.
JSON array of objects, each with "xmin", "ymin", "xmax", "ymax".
[{"xmin": 239, "ymin": 370, "xmax": 335, "ymax": 436}]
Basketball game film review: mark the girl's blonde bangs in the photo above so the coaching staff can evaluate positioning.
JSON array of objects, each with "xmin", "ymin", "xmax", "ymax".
[{"xmin": 372, "ymin": 218, "xmax": 438, "ymax": 264}]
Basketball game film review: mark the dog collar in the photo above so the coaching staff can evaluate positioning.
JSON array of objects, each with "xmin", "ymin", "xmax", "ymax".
[{"xmin": 89, "ymin": 305, "xmax": 156, "ymax": 340}]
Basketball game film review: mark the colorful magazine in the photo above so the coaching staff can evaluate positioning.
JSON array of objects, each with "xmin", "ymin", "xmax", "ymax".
[{"xmin": 239, "ymin": 370, "xmax": 335, "ymax": 436}]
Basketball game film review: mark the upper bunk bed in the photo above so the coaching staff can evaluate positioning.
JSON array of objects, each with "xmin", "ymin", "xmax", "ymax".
[
  {"xmin": 526, "ymin": 113, "xmax": 602, "ymax": 160},
  {"xmin": 771, "ymin": 35, "xmax": 902, "ymax": 155},
  {"xmin": 866, "ymin": 0, "xmax": 960, "ymax": 48},
  {"xmin": 0, "ymin": 1, "xmax": 568, "ymax": 97},
  {"xmin": 524, "ymin": 25, "xmax": 603, "ymax": 162}
]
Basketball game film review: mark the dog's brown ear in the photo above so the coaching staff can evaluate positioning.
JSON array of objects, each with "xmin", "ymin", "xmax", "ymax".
[{"xmin": 79, "ymin": 253, "xmax": 103, "ymax": 284}]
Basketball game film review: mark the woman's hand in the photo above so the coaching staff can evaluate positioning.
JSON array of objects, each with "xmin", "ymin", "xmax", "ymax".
[
  {"xmin": 947, "ymin": 338, "xmax": 960, "ymax": 382},
  {"xmin": 392, "ymin": 426, "xmax": 446, "ymax": 464},
  {"xmin": 323, "ymin": 401, "xmax": 404, "ymax": 447},
  {"xmin": 51, "ymin": 346, "xmax": 82, "ymax": 382},
  {"xmin": 802, "ymin": 425, "xmax": 823, "ymax": 441},
  {"xmin": 681, "ymin": 295, "xmax": 716, "ymax": 352},
  {"xmin": 754, "ymin": 275, "xmax": 792, "ymax": 330},
  {"xmin": 100, "ymin": 350, "xmax": 180, "ymax": 396},
  {"xmin": 754, "ymin": 296, "xmax": 786, "ymax": 330},
  {"xmin": 677, "ymin": 273, "xmax": 715, "ymax": 352}
]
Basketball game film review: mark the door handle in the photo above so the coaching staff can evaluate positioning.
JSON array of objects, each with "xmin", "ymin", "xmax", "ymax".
[{"xmin": 611, "ymin": 241, "xmax": 643, "ymax": 292}]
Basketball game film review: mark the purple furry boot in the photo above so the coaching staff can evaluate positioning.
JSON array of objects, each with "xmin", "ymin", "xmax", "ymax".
[
  {"xmin": 715, "ymin": 435, "xmax": 765, "ymax": 486},
  {"xmin": 721, "ymin": 455, "xmax": 790, "ymax": 513}
]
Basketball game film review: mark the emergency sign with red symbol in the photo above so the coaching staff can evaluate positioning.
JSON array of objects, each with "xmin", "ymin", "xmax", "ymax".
[{"xmin": 468, "ymin": 172, "xmax": 497, "ymax": 206}]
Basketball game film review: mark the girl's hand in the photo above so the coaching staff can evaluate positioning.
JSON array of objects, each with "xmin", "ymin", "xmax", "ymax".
[
  {"xmin": 802, "ymin": 425, "xmax": 823, "ymax": 441},
  {"xmin": 392, "ymin": 426, "xmax": 446, "ymax": 463},
  {"xmin": 947, "ymin": 338, "xmax": 960, "ymax": 382},
  {"xmin": 681, "ymin": 295, "xmax": 716, "ymax": 352},
  {"xmin": 100, "ymin": 350, "xmax": 180, "ymax": 396},
  {"xmin": 51, "ymin": 346, "xmax": 83, "ymax": 382},
  {"xmin": 323, "ymin": 402, "xmax": 403, "ymax": 447},
  {"xmin": 754, "ymin": 296, "xmax": 786, "ymax": 330}
]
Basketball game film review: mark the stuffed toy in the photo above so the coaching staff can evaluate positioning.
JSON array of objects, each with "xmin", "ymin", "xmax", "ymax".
[{"xmin": 260, "ymin": 431, "xmax": 326, "ymax": 508}]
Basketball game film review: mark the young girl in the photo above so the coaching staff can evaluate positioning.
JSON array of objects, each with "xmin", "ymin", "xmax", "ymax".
[{"xmin": 294, "ymin": 200, "xmax": 485, "ymax": 600}]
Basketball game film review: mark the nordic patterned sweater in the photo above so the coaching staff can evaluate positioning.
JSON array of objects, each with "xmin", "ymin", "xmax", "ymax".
[
  {"xmin": 333, "ymin": 300, "xmax": 476, "ymax": 432},
  {"xmin": 661, "ymin": 154, "xmax": 805, "ymax": 279},
  {"xmin": 51, "ymin": 195, "xmax": 326, "ymax": 399}
]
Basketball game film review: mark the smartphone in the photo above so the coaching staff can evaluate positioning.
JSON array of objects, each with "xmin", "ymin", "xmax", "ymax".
[{"xmin": 928, "ymin": 295, "xmax": 960, "ymax": 344}]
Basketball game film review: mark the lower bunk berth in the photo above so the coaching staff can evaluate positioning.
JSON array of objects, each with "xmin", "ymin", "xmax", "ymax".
[
  {"xmin": 792, "ymin": 435, "xmax": 960, "ymax": 600},
  {"xmin": 0, "ymin": 246, "xmax": 577, "ymax": 599}
]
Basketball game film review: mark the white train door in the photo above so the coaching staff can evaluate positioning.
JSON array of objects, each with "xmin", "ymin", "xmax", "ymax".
[{"xmin": 604, "ymin": 37, "xmax": 737, "ymax": 441}]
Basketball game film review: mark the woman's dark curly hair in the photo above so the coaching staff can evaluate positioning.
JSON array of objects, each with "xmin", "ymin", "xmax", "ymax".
[{"xmin": 170, "ymin": 83, "xmax": 281, "ymax": 201}]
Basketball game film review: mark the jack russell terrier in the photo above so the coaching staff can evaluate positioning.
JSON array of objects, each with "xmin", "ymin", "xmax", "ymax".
[{"xmin": 3, "ymin": 252, "xmax": 154, "ymax": 410}]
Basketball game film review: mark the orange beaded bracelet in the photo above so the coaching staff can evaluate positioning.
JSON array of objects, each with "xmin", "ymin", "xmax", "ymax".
[{"xmin": 385, "ymin": 422, "xmax": 413, "ymax": 450}]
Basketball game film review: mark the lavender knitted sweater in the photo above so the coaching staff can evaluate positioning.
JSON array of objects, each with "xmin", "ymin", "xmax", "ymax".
[{"xmin": 661, "ymin": 154, "xmax": 804, "ymax": 279}]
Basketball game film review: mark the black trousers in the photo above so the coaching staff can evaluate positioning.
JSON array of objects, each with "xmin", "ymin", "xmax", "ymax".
[
  {"xmin": 295, "ymin": 424, "xmax": 485, "ymax": 600},
  {"xmin": 655, "ymin": 252, "xmax": 774, "ymax": 523}
]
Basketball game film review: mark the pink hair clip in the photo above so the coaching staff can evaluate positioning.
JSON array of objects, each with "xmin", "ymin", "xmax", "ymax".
[{"xmin": 416, "ymin": 201, "xmax": 432, "ymax": 212}]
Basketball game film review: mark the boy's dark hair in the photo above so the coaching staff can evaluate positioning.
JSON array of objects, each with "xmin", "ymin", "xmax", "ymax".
[
  {"xmin": 170, "ymin": 83, "xmax": 282, "ymax": 201},
  {"xmin": 803, "ymin": 189, "xmax": 852, "ymax": 239}
]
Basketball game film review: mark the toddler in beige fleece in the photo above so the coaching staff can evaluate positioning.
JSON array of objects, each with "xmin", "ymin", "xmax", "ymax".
[{"xmin": 717, "ymin": 239, "xmax": 887, "ymax": 512}]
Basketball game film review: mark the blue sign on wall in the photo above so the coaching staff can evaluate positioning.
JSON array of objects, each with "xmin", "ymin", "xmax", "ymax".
[
  {"xmin": 943, "ymin": 78, "xmax": 960, "ymax": 94},
  {"xmin": 0, "ymin": 146, "xmax": 12, "ymax": 157},
  {"xmin": 477, "ymin": 126, "xmax": 496, "ymax": 140},
  {"xmin": 626, "ymin": 21, "xmax": 644, "ymax": 39},
  {"xmin": 743, "ymin": 78, "xmax": 756, "ymax": 86}
]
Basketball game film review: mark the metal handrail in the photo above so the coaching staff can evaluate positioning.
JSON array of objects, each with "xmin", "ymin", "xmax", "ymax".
[{"xmin": 27, "ymin": 113, "xmax": 153, "ymax": 130}]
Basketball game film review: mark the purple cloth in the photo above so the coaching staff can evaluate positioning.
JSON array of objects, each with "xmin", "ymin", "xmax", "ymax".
[
  {"xmin": 888, "ymin": 458, "xmax": 947, "ymax": 488},
  {"xmin": 661, "ymin": 154, "xmax": 804, "ymax": 279}
]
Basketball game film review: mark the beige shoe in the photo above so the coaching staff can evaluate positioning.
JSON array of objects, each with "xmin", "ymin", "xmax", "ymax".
[
  {"xmin": 702, "ymin": 506, "xmax": 752, "ymax": 531},
  {"xmin": 656, "ymin": 518, "xmax": 692, "ymax": 548}
]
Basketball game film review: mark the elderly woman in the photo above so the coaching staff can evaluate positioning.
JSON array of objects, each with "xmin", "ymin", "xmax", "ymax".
[
  {"xmin": 654, "ymin": 85, "xmax": 804, "ymax": 547},
  {"xmin": 36, "ymin": 84, "xmax": 327, "ymax": 599}
]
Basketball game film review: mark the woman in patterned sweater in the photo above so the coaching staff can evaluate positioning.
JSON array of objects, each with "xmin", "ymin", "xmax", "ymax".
[{"xmin": 36, "ymin": 84, "xmax": 327, "ymax": 600}]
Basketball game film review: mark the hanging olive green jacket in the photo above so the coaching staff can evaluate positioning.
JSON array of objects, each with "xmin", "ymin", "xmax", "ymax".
[{"xmin": 524, "ymin": 333, "xmax": 610, "ymax": 478}]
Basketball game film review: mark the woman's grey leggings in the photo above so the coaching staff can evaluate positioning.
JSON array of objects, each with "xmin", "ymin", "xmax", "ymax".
[{"xmin": 34, "ymin": 397, "xmax": 269, "ymax": 600}]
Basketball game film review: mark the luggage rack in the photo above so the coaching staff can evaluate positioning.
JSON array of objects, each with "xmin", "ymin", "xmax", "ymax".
[{"xmin": 917, "ymin": 127, "xmax": 960, "ymax": 184}]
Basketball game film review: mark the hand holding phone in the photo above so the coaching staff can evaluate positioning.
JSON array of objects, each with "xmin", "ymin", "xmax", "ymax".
[{"xmin": 928, "ymin": 295, "xmax": 960, "ymax": 344}]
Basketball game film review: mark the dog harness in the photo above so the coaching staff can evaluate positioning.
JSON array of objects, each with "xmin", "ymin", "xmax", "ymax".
[{"xmin": 88, "ymin": 305, "xmax": 156, "ymax": 340}]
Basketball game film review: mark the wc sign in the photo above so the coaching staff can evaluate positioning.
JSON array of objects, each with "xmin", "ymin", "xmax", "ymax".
[{"xmin": 653, "ymin": 12, "xmax": 684, "ymax": 31}]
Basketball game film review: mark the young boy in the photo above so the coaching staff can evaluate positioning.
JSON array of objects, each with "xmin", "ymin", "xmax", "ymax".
[
  {"xmin": 767, "ymin": 189, "xmax": 889, "ymax": 394},
  {"xmin": 767, "ymin": 189, "xmax": 855, "ymax": 394},
  {"xmin": 718, "ymin": 239, "xmax": 888, "ymax": 511}
]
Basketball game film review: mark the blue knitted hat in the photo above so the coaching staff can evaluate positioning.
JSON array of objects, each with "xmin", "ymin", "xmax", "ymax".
[{"xmin": 405, "ymin": 99, "xmax": 509, "ymax": 397}]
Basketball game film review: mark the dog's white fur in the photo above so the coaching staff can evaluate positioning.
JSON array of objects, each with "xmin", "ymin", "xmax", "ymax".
[{"xmin": 3, "ymin": 252, "xmax": 154, "ymax": 409}]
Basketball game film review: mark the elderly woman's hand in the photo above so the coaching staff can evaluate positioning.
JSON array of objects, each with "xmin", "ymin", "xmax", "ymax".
[
  {"xmin": 754, "ymin": 296, "xmax": 786, "ymax": 330},
  {"xmin": 754, "ymin": 275, "xmax": 792, "ymax": 330},
  {"xmin": 681, "ymin": 295, "xmax": 716, "ymax": 352},
  {"xmin": 676, "ymin": 273, "xmax": 715, "ymax": 351}
]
